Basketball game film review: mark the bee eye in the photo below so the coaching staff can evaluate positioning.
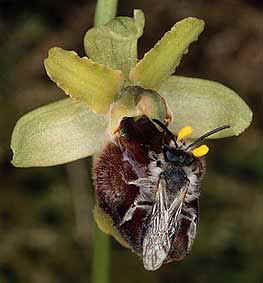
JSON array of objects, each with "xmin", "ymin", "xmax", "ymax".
[
  {"xmin": 184, "ymin": 154, "xmax": 194, "ymax": 166},
  {"xmin": 163, "ymin": 146, "xmax": 193, "ymax": 166},
  {"xmin": 163, "ymin": 146, "xmax": 181, "ymax": 163},
  {"xmin": 164, "ymin": 149, "xmax": 176, "ymax": 163}
]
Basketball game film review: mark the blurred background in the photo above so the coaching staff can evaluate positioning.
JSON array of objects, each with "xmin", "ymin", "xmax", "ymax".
[{"xmin": 0, "ymin": 0, "xmax": 262, "ymax": 282}]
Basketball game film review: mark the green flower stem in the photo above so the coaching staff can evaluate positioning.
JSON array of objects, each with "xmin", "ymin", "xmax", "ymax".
[
  {"xmin": 92, "ymin": 221, "xmax": 111, "ymax": 283},
  {"xmin": 92, "ymin": 1, "xmax": 115, "ymax": 281},
  {"xmin": 95, "ymin": 0, "xmax": 118, "ymax": 26}
]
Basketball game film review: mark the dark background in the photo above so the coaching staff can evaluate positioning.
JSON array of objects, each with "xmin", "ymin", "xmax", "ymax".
[{"xmin": 0, "ymin": 0, "xmax": 263, "ymax": 282}]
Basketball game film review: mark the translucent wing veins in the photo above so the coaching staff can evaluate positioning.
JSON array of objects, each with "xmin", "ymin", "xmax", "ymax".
[{"xmin": 142, "ymin": 178, "xmax": 189, "ymax": 271}]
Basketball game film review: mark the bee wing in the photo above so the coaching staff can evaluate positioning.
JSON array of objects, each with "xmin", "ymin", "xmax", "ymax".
[{"xmin": 142, "ymin": 179, "xmax": 189, "ymax": 271}]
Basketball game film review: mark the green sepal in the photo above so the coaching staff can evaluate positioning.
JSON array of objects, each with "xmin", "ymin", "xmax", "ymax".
[
  {"xmin": 44, "ymin": 47, "xmax": 123, "ymax": 114},
  {"xmin": 130, "ymin": 17, "xmax": 204, "ymax": 89},
  {"xmin": 11, "ymin": 98, "xmax": 109, "ymax": 167},
  {"xmin": 84, "ymin": 10, "xmax": 145, "ymax": 80},
  {"xmin": 159, "ymin": 76, "xmax": 252, "ymax": 138},
  {"xmin": 93, "ymin": 205, "xmax": 130, "ymax": 249}
]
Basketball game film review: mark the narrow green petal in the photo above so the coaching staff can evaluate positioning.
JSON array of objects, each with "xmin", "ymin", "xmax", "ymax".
[
  {"xmin": 158, "ymin": 76, "xmax": 252, "ymax": 138},
  {"xmin": 130, "ymin": 17, "xmax": 204, "ymax": 89},
  {"xmin": 11, "ymin": 98, "xmax": 109, "ymax": 167},
  {"xmin": 84, "ymin": 10, "xmax": 145, "ymax": 79},
  {"xmin": 44, "ymin": 47, "xmax": 123, "ymax": 114}
]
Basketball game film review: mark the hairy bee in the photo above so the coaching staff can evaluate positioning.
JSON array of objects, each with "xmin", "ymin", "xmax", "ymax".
[{"xmin": 95, "ymin": 115, "xmax": 229, "ymax": 271}]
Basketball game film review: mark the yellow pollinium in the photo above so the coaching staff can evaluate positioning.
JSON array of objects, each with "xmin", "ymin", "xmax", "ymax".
[
  {"xmin": 192, "ymin": 145, "xmax": 209, "ymax": 157},
  {"xmin": 177, "ymin": 126, "xmax": 192, "ymax": 141}
]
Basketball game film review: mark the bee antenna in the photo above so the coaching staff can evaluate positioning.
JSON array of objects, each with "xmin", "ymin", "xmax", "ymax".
[
  {"xmin": 186, "ymin": 125, "xmax": 230, "ymax": 150},
  {"xmin": 152, "ymin": 119, "xmax": 175, "ymax": 138}
]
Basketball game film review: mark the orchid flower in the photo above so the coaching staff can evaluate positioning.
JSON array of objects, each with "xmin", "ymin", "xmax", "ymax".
[{"xmin": 11, "ymin": 10, "xmax": 252, "ymax": 168}]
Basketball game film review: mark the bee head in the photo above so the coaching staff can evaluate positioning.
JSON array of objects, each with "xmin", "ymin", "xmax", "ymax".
[
  {"xmin": 152, "ymin": 119, "xmax": 230, "ymax": 163},
  {"xmin": 163, "ymin": 146, "xmax": 194, "ymax": 166}
]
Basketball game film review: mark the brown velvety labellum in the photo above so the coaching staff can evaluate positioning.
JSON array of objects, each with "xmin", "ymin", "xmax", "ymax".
[
  {"xmin": 94, "ymin": 115, "xmax": 206, "ymax": 271},
  {"xmin": 95, "ymin": 116, "xmax": 164, "ymax": 253}
]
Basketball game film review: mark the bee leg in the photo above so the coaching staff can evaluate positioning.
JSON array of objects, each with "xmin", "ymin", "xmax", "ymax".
[
  {"xmin": 118, "ymin": 176, "xmax": 158, "ymax": 227},
  {"xmin": 148, "ymin": 151, "xmax": 159, "ymax": 161},
  {"xmin": 120, "ymin": 166, "xmax": 160, "ymax": 226},
  {"xmin": 180, "ymin": 207, "xmax": 197, "ymax": 253},
  {"xmin": 121, "ymin": 170, "xmax": 159, "ymax": 194},
  {"xmin": 185, "ymin": 190, "xmax": 200, "ymax": 202},
  {"xmin": 120, "ymin": 199, "xmax": 153, "ymax": 226},
  {"xmin": 187, "ymin": 213, "xmax": 197, "ymax": 253},
  {"xmin": 185, "ymin": 183, "xmax": 200, "ymax": 202},
  {"xmin": 129, "ymin": 178, "xmax": 157, "ymax": 193},
  {"xmin": 119, "ymin": 204, "xmax": 137, "ymax": 225}
]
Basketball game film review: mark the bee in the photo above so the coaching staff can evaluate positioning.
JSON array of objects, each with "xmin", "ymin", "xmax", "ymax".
[{"xmin": 94, "ymin": 115, "xmax": 229, "ymax": 271}]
